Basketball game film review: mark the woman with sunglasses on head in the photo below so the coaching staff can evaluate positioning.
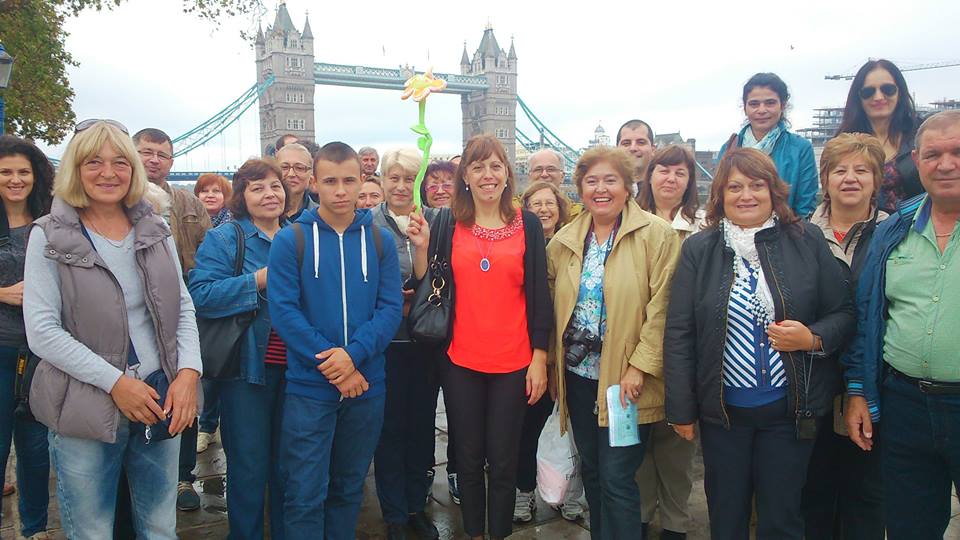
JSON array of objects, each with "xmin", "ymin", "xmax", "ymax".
[
  {"xmin": 836, "ymin": 59, "xmax": 921, "ymax": 212},
  {"xmin": 23, "ymin": 120, "xmax": 202, "ymax": 539},
  {"xmin": 0, "ymin": 135, "xmax": 54, "ymax": 539},
  {"xmin": 719, "ymin": 73, "xmax": 819, "ymax": 218}
]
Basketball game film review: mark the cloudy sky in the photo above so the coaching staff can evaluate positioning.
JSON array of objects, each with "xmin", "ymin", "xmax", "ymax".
[{"xmin": 37, "ymin": 0, "xmax": 960, "ymax": 171}]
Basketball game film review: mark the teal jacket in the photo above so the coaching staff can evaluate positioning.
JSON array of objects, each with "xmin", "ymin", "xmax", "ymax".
[{"xmin": 719, "ymin": 121, "xmax": 819, "ymax": 218}]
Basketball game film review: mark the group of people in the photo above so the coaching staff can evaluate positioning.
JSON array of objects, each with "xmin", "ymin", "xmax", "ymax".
[{"xmin": 0, "ymin": 58, "xmax": 957, "ymax": 540}]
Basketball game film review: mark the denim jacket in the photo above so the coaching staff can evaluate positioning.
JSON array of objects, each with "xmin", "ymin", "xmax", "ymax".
[
  {"xmin": 841, "ymin": 194, "xmax": 925, "ymax": 421},
  {"xmin": 189, "ymin": 218, "xmax": 283, "ymax": 385}
]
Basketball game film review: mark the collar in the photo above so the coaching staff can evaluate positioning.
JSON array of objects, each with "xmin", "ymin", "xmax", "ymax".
[
  {"xmin": 912, "ymin": 195, "xmax": 932, "ymax": 233},
  {"xmin": 671, "ymin": 210, "xmax": 699, "ymax": 233},
  {"xmin": 554, "ymin": 199, "xmax": 651, "ymax": 258}
]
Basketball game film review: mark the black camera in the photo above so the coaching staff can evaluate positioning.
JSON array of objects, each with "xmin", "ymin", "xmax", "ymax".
[{"xmin": 562, "ymin": 326, "xmax": 603, "ymax": 368}]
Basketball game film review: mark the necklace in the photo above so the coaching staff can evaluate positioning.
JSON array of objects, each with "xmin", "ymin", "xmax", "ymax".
[
  {"xmin": 935, "ymin": 229, "xmax": 955, "ymax": 238},
  {"xmin": 473, "ymin": 234, "xmax": 493, "ymax": 272},
  {"xmin": 84, "ymin": 217, "xmax": 129, "ymax": 249}
]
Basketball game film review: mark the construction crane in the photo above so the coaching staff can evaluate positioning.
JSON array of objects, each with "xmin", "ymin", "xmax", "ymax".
[{"xmin": 826, "ymin": 60, "xmax": 960, "ymax": 80}]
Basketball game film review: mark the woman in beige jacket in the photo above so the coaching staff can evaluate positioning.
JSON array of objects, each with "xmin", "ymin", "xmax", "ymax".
[{"xmin": 546, "ymin": 146, "xmax": 680, "ymax": 539}]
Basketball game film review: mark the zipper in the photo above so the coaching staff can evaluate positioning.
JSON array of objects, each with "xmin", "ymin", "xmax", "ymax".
[
  {"xmin": 762, "ymin": 242, "xmax": 799, "ymax": 416},
  {"xmin": 719, "ymin": 247, "xmax": 734, "ymax": 428},
  {"xmin": 337, "ymin": 232, "xmax": 349, "ymax": 344},
  {"xmin": 92, "ymin": 256, "xmax": 130, "ymax": 433},
  {"xmin": 135, "ymin": 254, "xmax": 168, "ymax": 378},
  {"xmin": 405, "ymin": 238, "xmax": 413, "ymax": 280}
]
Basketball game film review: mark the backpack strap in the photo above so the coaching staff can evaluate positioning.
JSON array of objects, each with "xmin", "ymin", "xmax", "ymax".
[
  {"xmin": 371, "ymin": 223, "xmax": 383, "ymax": 260},
  {"xmin": 292, "ymin": 222, "xmax": 305, "ymax": 270}
]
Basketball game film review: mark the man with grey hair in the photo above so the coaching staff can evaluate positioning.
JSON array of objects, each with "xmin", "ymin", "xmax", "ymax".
[
  {"xmin": 843, "ymin": 109, "xmax": 960, "ymax": 539},
  {"xmin": 358, "ymin": 146, "xmax": 380, "ymax": 180},
  {"xmin": 527, "ymin": 148, "xmax": 566, "ymax": 187}
]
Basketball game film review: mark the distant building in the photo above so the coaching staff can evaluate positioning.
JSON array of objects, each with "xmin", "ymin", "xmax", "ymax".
[{"xmin": 588, "ymin": 123, "xmax": 611, "ymax": 148}]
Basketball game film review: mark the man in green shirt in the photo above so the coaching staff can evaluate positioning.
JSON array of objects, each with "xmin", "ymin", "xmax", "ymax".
[{"xmin": 843, "ymin": 109, "xmax": 960, "ymax": 539}]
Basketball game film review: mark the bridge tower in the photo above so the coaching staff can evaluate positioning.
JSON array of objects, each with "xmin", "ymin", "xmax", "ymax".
[
  {"xmin": 461, "ymin": 26, "xmax": 518, "ymax": 163},
  {"xmin": 256, "ymin": 2, "xmax": 315, "ymax": 155}
]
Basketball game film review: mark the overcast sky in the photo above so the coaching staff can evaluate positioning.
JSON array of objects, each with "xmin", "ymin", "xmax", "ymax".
[{"xmin": 36, "ymin": 0, "xmax": 960, "ymax": 171}]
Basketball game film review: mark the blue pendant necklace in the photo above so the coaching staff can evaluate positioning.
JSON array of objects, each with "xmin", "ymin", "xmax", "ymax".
[{"xmin": 473, "ymin": 233, "xmax": 493, "ymax": 272}]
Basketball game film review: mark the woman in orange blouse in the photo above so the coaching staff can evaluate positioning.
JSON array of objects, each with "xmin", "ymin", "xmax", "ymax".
[{"xmin": 409, "ymin": 135, "xmax": 552, "ymax": 540}]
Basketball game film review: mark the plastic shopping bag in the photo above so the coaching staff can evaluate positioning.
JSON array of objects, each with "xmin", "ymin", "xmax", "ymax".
[{"xmin": 536, "ymin": 405, "xmax": 580, "ymax": 506}]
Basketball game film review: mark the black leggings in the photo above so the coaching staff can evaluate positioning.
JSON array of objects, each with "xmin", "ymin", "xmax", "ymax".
[{"xmin": 444, "ymin": 362, "xmax": 527, "ymax": 538}]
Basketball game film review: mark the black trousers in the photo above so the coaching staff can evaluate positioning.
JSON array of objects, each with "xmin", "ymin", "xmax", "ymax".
[
  {"xmin": 802, "ymin": 413, "xmax": 884, "ymax": 540},
  {"xmin": 516, "ymin": 392, "xmax": 554, "ymax": 492},
  {"xmin": 431, "ymin": 352, "xmax": 458, "ymax": 475},
  {"xmin": 700, "ymin": 399, "xmax": 816, "ymax": 540},
  {"xmin": 374, "ymin": 342, "xmax": 438, "ymax": 524},
  {"xmin": 444, "ymin": 362, "xmax": 527, "ymax": 538}
]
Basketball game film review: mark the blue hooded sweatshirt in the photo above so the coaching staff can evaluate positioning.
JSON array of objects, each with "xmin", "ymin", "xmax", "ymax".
[{"xmin": 268, "ymin": 207, "xmax": 402, "ymax": 402}]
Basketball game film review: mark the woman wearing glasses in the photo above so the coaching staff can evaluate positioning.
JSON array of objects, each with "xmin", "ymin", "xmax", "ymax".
[
  {"xmin": 718, "ymin": 73, "xmax": 819, "ymax": 218},
  {"xmin": 836, "ymin": 59, "xmax": 922, "ymax": 212},
  {"xmin": 421, "ymin": 160, "xmax": 457, "ymax": 209},
  {"xmin": 371, "ymin": 149, "xmax": 443, "ymax": 539},
  {"xmin": 23, "ymin": 120, "xmax": 202, "ymax": 539}
]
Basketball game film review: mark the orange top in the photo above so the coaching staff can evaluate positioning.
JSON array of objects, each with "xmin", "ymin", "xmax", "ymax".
[{"xmin": 447, "ymin": 211, "xmax": 530, "ymax": 373}]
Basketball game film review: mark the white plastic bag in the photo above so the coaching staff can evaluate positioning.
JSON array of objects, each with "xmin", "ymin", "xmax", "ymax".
[{"xmin": 536, "ymin": 405, "xmax": 580, "ymax": 505}]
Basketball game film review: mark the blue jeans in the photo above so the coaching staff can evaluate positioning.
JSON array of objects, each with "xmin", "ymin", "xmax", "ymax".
[
  {"xmin": 199, "ymin": 378, "xmax": 221, "ymax": 433},
  {"xmin": 282, "ymin": 392, "xmax": 385, "ymax": 540},
  {"xmin": 0, "ymin": 346, "xmax": 49, "ymax": 537},
  {"xmin": 219, "ymin": 364, "xmax": 286, "ymax": 540},
  {"xmin": 882, "ymin": 371, "xmax": 960, "ymax": 540},
  {"xmin": 374, "ymin": 342, "xmax": 437, "ymax": 524},
  {"xmin": 565, "ymin": 371, "xmax": 651, "ymax": 540},
  {"xmin": 48, "ymin": 417, "xmax": 179, "ymax": 540}
]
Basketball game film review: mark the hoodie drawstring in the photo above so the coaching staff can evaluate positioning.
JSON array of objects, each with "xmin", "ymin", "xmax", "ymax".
[
  {"xmin": 361, "ymin": 225, "xmax": 368, "ymax": 282},
  {"xmin": 312, "ymin": 222, "xmax": 320, "ymax": 278}
]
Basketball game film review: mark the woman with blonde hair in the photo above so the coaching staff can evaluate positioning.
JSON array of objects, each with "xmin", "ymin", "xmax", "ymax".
[
  {"xmin": 23, "ymin": 120, "xmax": 202, "ymax": 539},
  {"xmin": 803, "ymin": 133, "xmax": 888, "ymax": 539}
]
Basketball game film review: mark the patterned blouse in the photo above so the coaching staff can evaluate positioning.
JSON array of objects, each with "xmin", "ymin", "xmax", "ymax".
[{"xmin": 566, "ymin": 230, "xmax": 614, "ymax": 380}]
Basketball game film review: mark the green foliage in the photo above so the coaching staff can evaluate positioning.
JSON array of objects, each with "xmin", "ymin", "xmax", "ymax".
[{"xmin": 0, "ymin": 0, "xmax": 263, "ymax": 144}]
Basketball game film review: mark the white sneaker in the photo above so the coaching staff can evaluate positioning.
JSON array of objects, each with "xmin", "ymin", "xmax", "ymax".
[
  {"xmin": 197, "ymin": 431, "xmax": 214, "ymax": 453},
  {"xmin": 559, "ymin": 498, "xmax": 585, "ymax": 521},
  {"xmin": 513, "ymin": 489, "xmax": 535, "ymax": 522}
]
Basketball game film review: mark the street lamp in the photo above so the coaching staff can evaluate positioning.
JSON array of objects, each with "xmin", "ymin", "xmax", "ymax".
[{"xmin": 0, "ymin": 43, "xmax": 14, "ymax": 136}]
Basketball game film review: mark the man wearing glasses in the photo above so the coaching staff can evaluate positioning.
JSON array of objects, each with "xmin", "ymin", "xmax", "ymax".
[
  {"xmin": 527, "ymin": 149, "xmax": 581, "ymax": 217},
  {"xmin": 276, "ymin": 143, "xmax": 319, "ymax": 221},
  {"xmin": 132, "ymin": 128, "xmax": 211, "ymax": 513}
]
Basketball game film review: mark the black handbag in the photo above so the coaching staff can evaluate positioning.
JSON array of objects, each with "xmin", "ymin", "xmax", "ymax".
[
  {"xmin": 14, "ymin": 348, "xmax": 40, "ymax": 422},
  {"xmin": 408, "ymin": 208, "xmax": 454, "ymax": 343},
  {"xmin": 196, "ymin": 222, "xmax": 256, "ymax": 380},
  {"xmin": 131, "ymin": 369, "xmax": 174, "ymax": 444}
]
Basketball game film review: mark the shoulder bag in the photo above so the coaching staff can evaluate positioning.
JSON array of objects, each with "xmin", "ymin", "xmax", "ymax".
[{"xmin": 408, "ymin": 208, "xmax": 454, "ymax": 343}]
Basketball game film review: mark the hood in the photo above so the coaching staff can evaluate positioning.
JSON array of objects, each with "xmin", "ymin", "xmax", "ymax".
[{"xmin": 297, "ymin": 207, "xmax": 375, "ymax": 281}]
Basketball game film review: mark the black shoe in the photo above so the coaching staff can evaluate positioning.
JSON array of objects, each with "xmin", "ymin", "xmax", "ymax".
[
  {"xmin": 387, "ymin": 523, "xmax": 407, "ymax": 540},
  {"xmin": 176, "ymin": 481, "xmax": 200, "ymax": 511},
  {"xmin": 661, "ymin": 531, "xmax": 687, "ymax": 540},
  {"xmin": 641, "ymin": 522, "xmax": 649, "ymax": 539},
  {"xmin": 407, "ymin": 511, "xmax": 440, "ymax": 540}
]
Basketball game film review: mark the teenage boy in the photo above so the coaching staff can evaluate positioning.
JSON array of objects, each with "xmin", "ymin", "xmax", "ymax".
[{"xmin": 269, "ymin": 142, "xmax": 402, "ymax": 539}]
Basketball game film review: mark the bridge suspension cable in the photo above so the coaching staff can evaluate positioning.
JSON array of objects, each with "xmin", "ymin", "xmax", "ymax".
[
  {"xmin": 516, "ymin": 96, "xmax": 581, "ymax": 167},
  {"xmin": 172, "ymin": 75, "xmax": 275, "ymax": 158}
]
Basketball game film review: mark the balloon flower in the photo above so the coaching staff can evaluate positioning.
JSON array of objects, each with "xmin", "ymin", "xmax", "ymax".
[{"xmin": 401, "ymin": 68, "xmax": 447, "ymax": 208}]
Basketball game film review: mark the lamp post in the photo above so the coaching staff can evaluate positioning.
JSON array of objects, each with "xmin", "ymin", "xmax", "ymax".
[{"xmin": 0, "ymin": 43, "xmax": 14, "ymax": 136}]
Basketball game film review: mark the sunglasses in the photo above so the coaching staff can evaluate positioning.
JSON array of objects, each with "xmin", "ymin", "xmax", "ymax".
[
  {"xmin": 75, "ymin": 119, "xmax": 129, "ymax": 134},
  {"xmin": 858, "ymin": 84, "xmax": 898, "ymax": 100}
]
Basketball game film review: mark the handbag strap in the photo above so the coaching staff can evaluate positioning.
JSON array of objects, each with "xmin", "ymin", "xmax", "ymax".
[
  {"xmin": 231, "ymin": 222, "xmax": 245, "ymax": 277},
  {"xmin": 432, "ymin": 208, "xmax": 453, "ymax": 262}
]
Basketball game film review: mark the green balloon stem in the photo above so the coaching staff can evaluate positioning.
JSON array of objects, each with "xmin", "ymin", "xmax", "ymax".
[{"xmin": 412, "ymin": 99, "xmax": 431, "ymax": 209}]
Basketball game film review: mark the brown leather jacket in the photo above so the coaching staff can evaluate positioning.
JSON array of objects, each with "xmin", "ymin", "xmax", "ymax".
[
  {"xmin": 163, "ymin": 182, "xmax": 211, "ymax": 274},
  {"xmin": 29, "ymin": 198, "xmax": 185, "ymax": 443}
]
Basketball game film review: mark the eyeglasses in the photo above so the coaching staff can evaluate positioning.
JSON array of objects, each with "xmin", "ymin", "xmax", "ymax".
[
  {"xmin": 425, "ymin": 182, "xmax": 453, "ymax": 193},
  {"xmin": 137, "ymin": 149, "xmax": 173, "ymax": 162},
  {"xmin": 280, "ymin": 163, "xmax": 312, "ymax": 175},
  {"xmin": 75, "ymin": 119, "xmax": 129, "ymax": 134},
  {"xmin": 531, "ymin": 166, "xmax": 562, "ymax": 176},
  {"xmin": 527, "ymin": 200, "xmax": 558, "ymax": 210},
  {"xmin": 858, "ymin": 84, "xmax": 898, "ymax": 100}
]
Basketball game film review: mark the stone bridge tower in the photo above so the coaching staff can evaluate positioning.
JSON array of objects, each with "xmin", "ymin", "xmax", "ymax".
[
  {"xmin": 460, "ymin": 26, "xmax": 518, "ymax": 163},
  {"xmin": 255, "ymin": 2, "xmax": 315, "ymax": 155}
]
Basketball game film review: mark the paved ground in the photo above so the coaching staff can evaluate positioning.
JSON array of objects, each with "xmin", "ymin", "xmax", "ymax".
[{"xmin": 3, "ymin": 395, "xmax": 960, "ymax": 539}]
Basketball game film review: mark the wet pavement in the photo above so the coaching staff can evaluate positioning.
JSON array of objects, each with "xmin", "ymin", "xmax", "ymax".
[{"xmin": 4, "ymin": 394, "xmax": 960, "ymax": 538}]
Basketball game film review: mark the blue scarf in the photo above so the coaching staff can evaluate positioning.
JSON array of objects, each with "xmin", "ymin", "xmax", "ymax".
[{"xmin": 741, "ymin": 121, "xmax": 784, "ymax": 156}]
